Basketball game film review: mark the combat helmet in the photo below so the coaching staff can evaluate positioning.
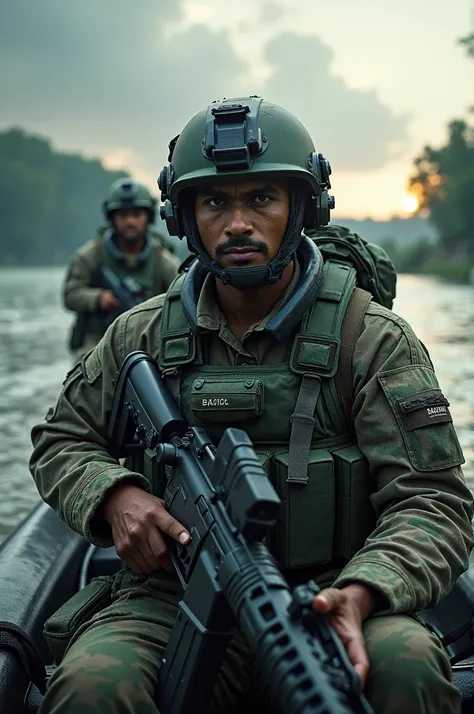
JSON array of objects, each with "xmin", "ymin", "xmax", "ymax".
[
  {"xmin": 158, "ymin": 96, "xmax": 334, "ymax": 290},
  {"xmin": 103, "ymin": 178, "xmax": 157, "ymax": 223}
]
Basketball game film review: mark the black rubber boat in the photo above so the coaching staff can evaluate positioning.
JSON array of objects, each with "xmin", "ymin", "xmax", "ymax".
[{"xmin": 0, "ymin": 502, "xmax": 473, "ymax": 713}]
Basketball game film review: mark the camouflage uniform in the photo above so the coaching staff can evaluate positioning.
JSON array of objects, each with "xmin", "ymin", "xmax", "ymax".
[
  {"xmin": 30, "ymin": 98, "xmax": 473, "ymax": 713},
  {"xmin": 63, "ymin": 178, "xmax": 179, "ymax": 362},
  {"xmin": 32, "ymin": 281, "xmax": 472, "ymax": 713},
  {"xmin": 63, "ymin": 229, "xmax": 178, "ymax": 362}
]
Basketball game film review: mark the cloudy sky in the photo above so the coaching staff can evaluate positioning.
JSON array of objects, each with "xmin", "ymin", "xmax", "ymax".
[{"xmin": 0, "ymin": 0, "xmax": 472, "ymax": 218}]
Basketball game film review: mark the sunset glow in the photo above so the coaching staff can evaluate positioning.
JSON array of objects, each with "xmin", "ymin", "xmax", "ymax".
[{"xmin": 401, "ymin": 194, "xmax": 419, "ymax": 214}]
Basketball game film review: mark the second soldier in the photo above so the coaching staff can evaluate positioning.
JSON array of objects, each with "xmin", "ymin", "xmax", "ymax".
[{"xmin": 63, "ymin": 178, "xmax": 179, "ymax": 361}]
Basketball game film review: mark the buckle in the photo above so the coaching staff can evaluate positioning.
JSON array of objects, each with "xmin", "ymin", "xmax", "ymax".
[{"xmin": 290, "ymin": 334, "xmax": 340, "ymax": 377}]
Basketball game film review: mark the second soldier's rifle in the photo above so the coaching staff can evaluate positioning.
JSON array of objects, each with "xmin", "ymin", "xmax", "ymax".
[
  {"xmin": 100, "ymin": 265, "xmax": 143, "ymax": 327},
  {"xmin": 108, "ymin": 351, "xmax": 374, "ymax": 714}
]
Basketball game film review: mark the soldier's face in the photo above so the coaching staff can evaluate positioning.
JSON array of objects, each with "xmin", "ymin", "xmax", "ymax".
[
  {"xmin": 195, "ymin": 178, "xmax": 290, "ymax": 268},
  {"xmin": 113, "ymin": 208, "xmax": 149, "ymax": 241}
]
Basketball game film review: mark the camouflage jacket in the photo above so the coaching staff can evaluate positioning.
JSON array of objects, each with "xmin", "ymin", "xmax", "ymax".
[
  {"xmin": 62, "ymin": 229, "xmax": 179, "ymax": 315},
  {"xmin": 30, "ymin": 274, "xmax": 473, "ymax": 616}
]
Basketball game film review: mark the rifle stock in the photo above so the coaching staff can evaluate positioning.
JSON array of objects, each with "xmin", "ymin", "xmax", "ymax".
[{"xmin": 108, "ymin": 351, "xmax": 374, "ymax": 714}]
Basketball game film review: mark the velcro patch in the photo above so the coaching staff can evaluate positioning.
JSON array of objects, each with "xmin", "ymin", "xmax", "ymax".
[{"xmin": 398, "ymin": 389, "xmax": 452, "ymax": 432}]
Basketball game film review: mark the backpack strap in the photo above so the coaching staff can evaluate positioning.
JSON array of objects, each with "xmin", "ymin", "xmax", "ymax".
[
  {"xmin": 335, "ymin": 287, "xmax": 373, "ymax": 423},
  {"xmin": 288, "ymin": 260, "xmax": 357, "ymax": 485},
  {"xmin": 158, "ymin": 274, "xmax": 197, "ymax": 405}
]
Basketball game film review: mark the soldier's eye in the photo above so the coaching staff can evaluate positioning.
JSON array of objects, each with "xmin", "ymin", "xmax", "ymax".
[
  {"xmin": 252, "ymin": 194, "xmax": 271, "ymax": 205},
  {"xmin": 206, "ymin": 197, "xmax": 225, "ymax": 208}
]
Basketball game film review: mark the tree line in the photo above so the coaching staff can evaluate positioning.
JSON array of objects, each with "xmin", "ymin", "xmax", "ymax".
[
  {"xmin": 405, "ymin": 33, "xmax": 474, "ymax": 276},
  {"xmin": 0, "ymin": 128, "xmax": 131, "ymax": 264},
  {"xmin": 0, "ymin": 128, "xmax": 189, "ymax": 266}
]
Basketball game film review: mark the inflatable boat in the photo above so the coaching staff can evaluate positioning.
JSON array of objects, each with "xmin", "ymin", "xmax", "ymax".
[{"xmin": 0, "ymin": 502, "xmax": 473, "ymax": 713}]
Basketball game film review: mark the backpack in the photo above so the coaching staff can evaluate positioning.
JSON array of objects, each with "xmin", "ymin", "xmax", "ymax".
[
  {"xmin": 304, "ymin": 224, "xmax": 397, "ymax": 420},
  {"xmin": 307, "ymin": 224, "xmax": 397, "ymax": 310}
]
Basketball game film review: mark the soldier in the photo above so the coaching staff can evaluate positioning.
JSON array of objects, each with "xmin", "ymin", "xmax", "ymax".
[
  {"xmin": 63, "ymin": 177, "xmax": 179, "ymax": 361},
  {"xmin": 31, "ymin": 98, "xmax": 473, "ymax": 714}
]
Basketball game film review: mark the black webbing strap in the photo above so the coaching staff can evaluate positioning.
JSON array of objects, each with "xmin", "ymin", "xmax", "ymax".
[
  {"xmin": 0, "ymin": 621, "xmax": 47, "ymax": 694},
  {"xmin": 441, "ymin": 619, "xmax": 473, "ymax": 648},
  {"xmin": 287, "ymin": 374, "xmax": 322, "ymax": 485},
  {"xmin": 422, "ymin": 617, "xmax": 474, "ymax": 667}
]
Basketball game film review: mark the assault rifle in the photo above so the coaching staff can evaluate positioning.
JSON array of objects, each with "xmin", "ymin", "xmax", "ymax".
[
  {"xmin": 100, "ymin": 265, "xmax": 143, "ymax": 327},
  {"xmin": 108, "ymin": 351, "xmax": 374, "ymax": 714}
]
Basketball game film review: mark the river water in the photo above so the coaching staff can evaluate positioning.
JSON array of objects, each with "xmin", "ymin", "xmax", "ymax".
[{"xmin": 0, "ymin": 268, "xmax": 473, "ymax": 542}]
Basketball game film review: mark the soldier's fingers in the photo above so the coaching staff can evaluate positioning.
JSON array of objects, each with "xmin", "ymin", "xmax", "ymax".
[
  {"xmin": 124, "ymin": 553, "xmax": 149, "ymax": 576},
  {"xmin": 345, "ymin": 635, "xmax": 369, "ymax": 687},
  {"xmin": 147, "ymin": 527, "xmax": 176, "ymax": 573},
  {"xmin": 147, "ymin": 528, "xmax": 171, "ymax": 565},
  {"xmin": 119, "ymin": 537, "xmax": 157, "ymax": 574},
  {"xmin": 313, "ymin": 587, "xmax": 344, "ymax": 613},
  {"xmin": 154, "ymin": 508, "xmax": 190, "ymax": 545}
]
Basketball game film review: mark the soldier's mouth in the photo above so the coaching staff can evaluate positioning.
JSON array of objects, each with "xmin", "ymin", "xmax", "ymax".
[
  {"xmin": 222, "ymin": 247, "xmax": 260, "ymax": 255},
  {"xmin": 224, "ymin": 249, "xmax": 262, "ymax": 264}
]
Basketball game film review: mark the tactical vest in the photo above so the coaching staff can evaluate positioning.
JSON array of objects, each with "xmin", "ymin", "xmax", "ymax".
[
  {"xmin": 158, "ymin": 260, "xmax": 376, "ymax": 571},
  {"xmin": 86, "ymin": 235, "xmax": 164, "ymax": 338}
]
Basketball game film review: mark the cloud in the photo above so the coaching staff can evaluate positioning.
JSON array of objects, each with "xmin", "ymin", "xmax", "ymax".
[
  {"xmin": 0, "ymin": 1, "xmax": 409, "ymax": 189},
  {"xmin": 260, "ymin": 32, "xmax": 410, "ymax": 171},
  {"xmin": 258, "ymin": 1, "xmax": 285, "ymax": 24},
  {"xmin": 0, "ymin": 0, "xmax": 245, "ymax": 183}
]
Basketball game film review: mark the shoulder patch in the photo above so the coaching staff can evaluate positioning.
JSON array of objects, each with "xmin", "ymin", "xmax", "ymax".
[
  {"xmin": 398, "ymin": 390, "xmax": 452, "ymax": 431},
  {"xmin": 378, "ymin": 364, "xmax": 464, "ymax": 471}
]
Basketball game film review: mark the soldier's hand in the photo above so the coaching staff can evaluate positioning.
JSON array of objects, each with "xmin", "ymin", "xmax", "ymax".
[
  {"xmin": 312, "ymin": 583, "xmax": 379, "ymax": 687},
  {"xmin": 99, "ymin": 289, "xmax": 120, "ymax": 311},
  {"xmin": 103, "ymin": 483, "xmax": 190, "ymax": 575}
]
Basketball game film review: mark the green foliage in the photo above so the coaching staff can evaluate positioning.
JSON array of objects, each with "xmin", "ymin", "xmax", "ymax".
[
  {"xmin": 458, "ymin": 33, "xmax": 474, "ymax": 61},
  {"xmin": 379, "ymin": 236, "xmax": 435, "ymax": 273},
  {"xmin": 409, "ymin": 120, "xmax": 474, "ymax": 260},
  {"xmin": 0, "ymin": 128, "xmax": 128, "ymax": 264},
  {"xmin": 407, "ymin": 30, "xmax": 474, "ymax": 267},
  {"xmin": 427, "ymin": 260, "xmax": 473, "ymax": 283}
]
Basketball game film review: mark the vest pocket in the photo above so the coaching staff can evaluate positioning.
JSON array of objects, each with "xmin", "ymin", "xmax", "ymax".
[
  {"xmin": 190, "ymin": 376, "xmax": 265, "ymax": 423},
  {"xmin": 332, "ymin": 445, "xmax": 376, "ymax": 560},
  {"xmin": 272, "ymin": 449, "xmax": 335, "ymax": 569}
]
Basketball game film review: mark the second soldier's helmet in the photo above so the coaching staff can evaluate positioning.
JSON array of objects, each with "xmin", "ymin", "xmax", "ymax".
[
  {"xmin": 103, "ymin": 178, "xmax": 157, "ymax": 223},
  {"xmin": 158, "ymin": 96, "xmax": 334, "ymax": 289}
]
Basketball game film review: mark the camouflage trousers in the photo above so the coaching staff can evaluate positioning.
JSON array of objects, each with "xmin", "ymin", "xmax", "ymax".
[{"xmin": 40, "ymin": 570, "xmax": 460, "ymax": 714}]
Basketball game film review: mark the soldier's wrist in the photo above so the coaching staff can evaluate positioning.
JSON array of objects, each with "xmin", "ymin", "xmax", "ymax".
[
  {"xmin": 341, "ymin": 582, "xmax": 386, "ymax": 621},
  {"xmin": 102, "ymin": 481, "xmax": 143, "ymax": 524}
]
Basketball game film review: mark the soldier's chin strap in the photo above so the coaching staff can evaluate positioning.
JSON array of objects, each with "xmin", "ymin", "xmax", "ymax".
[
  {"xmin": 181, "ymin": 188, "xmax": 307, "ymax": 291},
  {"xmin": 181, "ymin": 235, "xmax": 325, "ymax": 342}
]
